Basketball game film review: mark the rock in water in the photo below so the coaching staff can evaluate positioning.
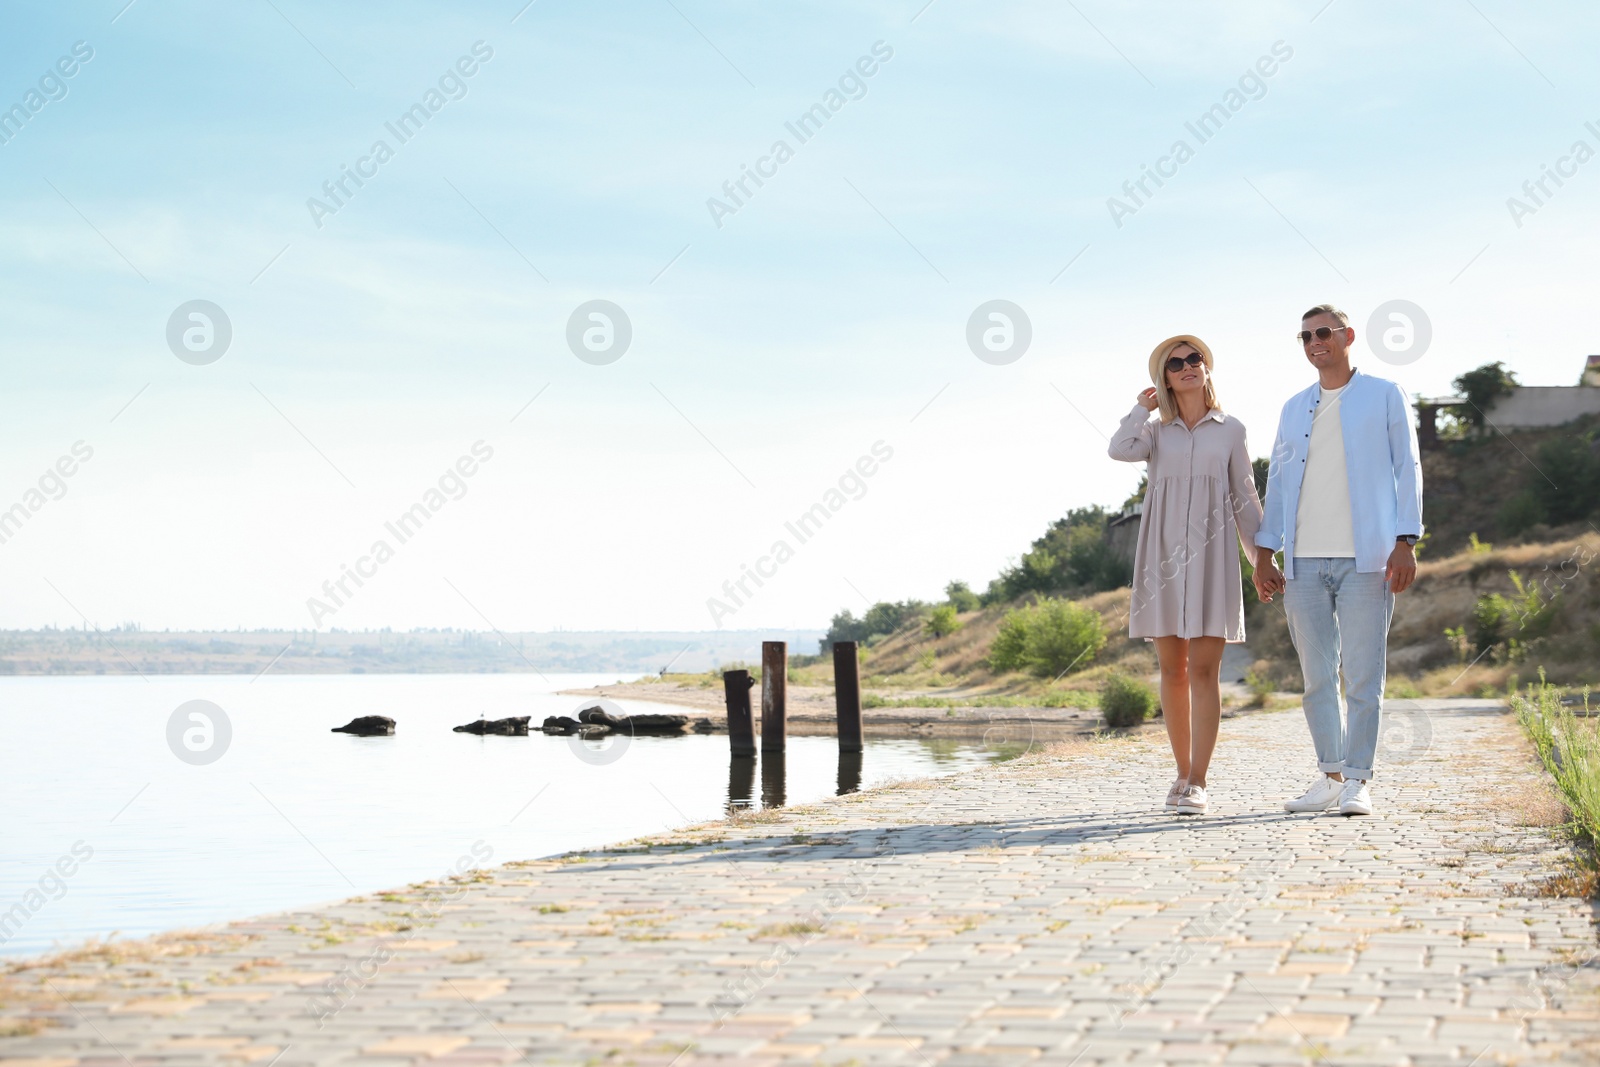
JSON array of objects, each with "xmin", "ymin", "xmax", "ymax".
[
  {"xmin": 577, "ymin": 704, "xmax": 626, "ymax": 729},
  {"xmin": 624, "ymin": 713, "xmax": 690, "ymax": 735},
  {"xmin": 331, "ymin": 716, "xmax": 395, "ymax": 736},
  {"xmin": 453, "ymin": 716, "xmax": 531, "ymax": 736},
  {"xmin": 540, "ymin": 716, "xmax": 581, "ymax": 735},
  {"xmin": 573, "ymin": 706, "xmax": 688, "ymax": 735}
]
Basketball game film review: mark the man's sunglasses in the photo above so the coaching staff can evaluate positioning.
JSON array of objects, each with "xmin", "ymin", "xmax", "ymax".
[
  {"xmin": 1164, "ymin": 351, "xmax": 1204, "ymax": 375},
  {"xmin": 1296, "ymin": 325, "xmax": 1348, "ymax": 345}
]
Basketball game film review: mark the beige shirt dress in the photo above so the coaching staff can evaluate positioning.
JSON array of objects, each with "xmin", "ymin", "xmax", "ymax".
[{"xmin": 1108, "ymin": 403, "xmax": 1264, "ymax": 642}]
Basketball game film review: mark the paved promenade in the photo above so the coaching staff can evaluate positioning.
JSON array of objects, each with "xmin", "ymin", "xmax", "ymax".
[{"xmin": 4, "ymin": 700, "xmax": 1598, "ymax": 1065}]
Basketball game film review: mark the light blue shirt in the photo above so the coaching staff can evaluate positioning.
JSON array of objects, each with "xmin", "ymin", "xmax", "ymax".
[{"xmin": 1256, "ymin": 369, "xmax": 1424, "ymax": 579}]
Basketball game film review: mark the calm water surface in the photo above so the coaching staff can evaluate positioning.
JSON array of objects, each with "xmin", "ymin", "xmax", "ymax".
[{"xmin": 0, "ymin": 674, "xmax": 1009, "ymax": 959}]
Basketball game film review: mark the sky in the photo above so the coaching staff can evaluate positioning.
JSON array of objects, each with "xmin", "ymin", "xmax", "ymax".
[{"xmin": 1, "ymin": 0, "xmax": 1597, "ymax": 634}]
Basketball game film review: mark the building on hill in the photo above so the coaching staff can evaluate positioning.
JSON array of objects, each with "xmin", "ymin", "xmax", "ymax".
[
  {"xmin": 1106, "ymin": 503, "xmax": 1142, "ymax": 567},
  {"xmin": 1415, "ymin": 354, "xmax": 1600, "ymax": 448},
  {"xmin": 1484, "ymin": 383, "xmax": 1600, "ymax": 428}
]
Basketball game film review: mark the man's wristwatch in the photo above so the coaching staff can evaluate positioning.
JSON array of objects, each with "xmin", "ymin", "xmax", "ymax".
[{"xmin": 1396, "ymin": 535, "xmax": 1419, "ymax": 546}]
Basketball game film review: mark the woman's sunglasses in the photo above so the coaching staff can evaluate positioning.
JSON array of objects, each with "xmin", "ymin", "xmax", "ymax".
[
  {"xmin": 1164, "ymin": 351, "xmax": 1204, "ymax": 375},
  {"xmin": 1296, "ymin": 325, "xmax": 1347, "ymax": 344}
]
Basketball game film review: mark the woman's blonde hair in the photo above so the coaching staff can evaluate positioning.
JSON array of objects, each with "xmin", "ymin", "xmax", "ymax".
[{"xmin": 1147, "ymin": 334, "xmax": 1221, "ymax": 424}]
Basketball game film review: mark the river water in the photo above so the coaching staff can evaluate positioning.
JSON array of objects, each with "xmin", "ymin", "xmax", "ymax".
[{"xmin": 0, "ymin": 673, "xmax": 1010, "ymax": 959}]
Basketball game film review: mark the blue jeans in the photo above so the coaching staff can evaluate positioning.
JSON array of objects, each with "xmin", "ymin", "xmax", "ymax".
[{"xmin": 1284, "ymin": 558, "xmax": 1394, "ymax": 781}]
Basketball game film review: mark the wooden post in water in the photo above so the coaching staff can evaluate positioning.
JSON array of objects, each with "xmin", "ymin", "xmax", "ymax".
[
  {"xmin": 832, "ymin": 640, "xmax": 863, "ymax": 753},
  {"xmin": 761, "ymin": 641, "xmax": 787, "ymax": 752},
  {"xmin": 723, "ymin": 669, "xmax": 756, "ymax": 758}
]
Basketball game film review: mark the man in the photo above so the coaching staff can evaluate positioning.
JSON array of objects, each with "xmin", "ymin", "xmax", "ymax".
[{"xmin": 1251, "ymin": 304, "xmax": 1423, "ymax": 816}]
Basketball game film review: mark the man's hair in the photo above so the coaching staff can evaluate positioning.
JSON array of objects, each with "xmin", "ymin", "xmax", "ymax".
[{"xmin": 1300, "ymin": 303, "xmax": 1349, "ymax": 326}]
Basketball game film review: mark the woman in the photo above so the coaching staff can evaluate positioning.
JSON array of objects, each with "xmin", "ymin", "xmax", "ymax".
[{"xmin": 1108, "ymin": 335, "xmax": 1266, "ymax": 815}]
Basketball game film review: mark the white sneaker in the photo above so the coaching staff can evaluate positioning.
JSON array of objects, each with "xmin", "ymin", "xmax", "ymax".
[
  {"xmin": 1284, "ymin": 773, "xmax": 1343, "ymax": 812},
  {"xmin": 1338, "ymin": 778, "xmax": 1373, "ymax": 816},
  {"xmin": 1176, "ymin": 784, "xmax": 1208, "ymax": 815},
  {"xmin": 1163, "ymin": 778, "xmax": 1188, "ymax": 812}
]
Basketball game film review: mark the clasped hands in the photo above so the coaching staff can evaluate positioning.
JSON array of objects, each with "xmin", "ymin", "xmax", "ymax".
[{"xmin": 1251, "ymin": 548, "xmax": 1285, "ymax": 603}]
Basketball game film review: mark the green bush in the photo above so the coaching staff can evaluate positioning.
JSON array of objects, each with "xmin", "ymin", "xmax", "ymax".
[
  {"xmin": 1244, "ymin": 668, "xmax": 1274, "ymax": 708},
  {"xmin": 1100, "ymin": 674, "xmax": 1156, "ymax": 727},
  {"xmin": 944, "ymin": 581, "xmax": 981, "ymax": 612},
  {"xmin": 1469, "ymin": 570, "xmax": 1560, "ymax": 661},
  {"xmin": 1497, "ymin": 489, "xmax": 1545, "ymax": 536},
  {"xmin": 924, "ymin": 604, "xmax": 961, "ymax": 638},
  {"xmin": 1470, "ymin": 593, "xmax": 1514, "ymax": 652},
  {"xmin": 988, "ymin": 597, "xmax": 1105, "ymax": 678},
  {"xmin": 1534, "ymin": 435, "xmax": 1599, "ymax": 526}
]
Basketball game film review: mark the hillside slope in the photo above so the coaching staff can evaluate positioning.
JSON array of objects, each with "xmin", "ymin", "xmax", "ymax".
[{"xmin": 832, "ymin": 531, "xmax": 1599, "ymax": 702}]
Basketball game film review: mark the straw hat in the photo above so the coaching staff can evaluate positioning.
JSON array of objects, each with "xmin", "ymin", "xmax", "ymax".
[{"xmin": 1146, "ymin": 334, "xmax": 1220, "ymax": 424}]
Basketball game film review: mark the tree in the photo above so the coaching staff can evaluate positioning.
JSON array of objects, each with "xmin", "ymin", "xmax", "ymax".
[
  {"xmin": 862, "ymin": 599, "xmax": 926, "ymax": 637},
  {"xmin": 983, "ymin": 505, "xmax": 1130, "ymax": 603},
  {"xmin": 819, "ymin": 599, "xmax": 928, "ymax": 653},
  {"xmin": 944, "ymin": 581, "xmax": 981, "ymax": 612},
  {"xmin": 1450, "ymin": 362, "xmax": 1519, "ymax": 432},
  {"xmin": 818, "ymin": 610, "xmax": 869, "ymax": 652},
  {"xmin": 1252, "ymin": 456, "xmax": 1270, "ymax": 503}
]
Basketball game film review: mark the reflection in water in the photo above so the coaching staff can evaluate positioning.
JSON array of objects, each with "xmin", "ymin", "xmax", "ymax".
[
  {"xmin": 728, "ymin": 756, "xmax": 755, "ymax": 811},
  {"xmin": 921, "ymin": 738, "xmax": 963, "ymax": 762},
  {"xmin": 980, "ymin": 715, "xmax": 1038, "ymax": 763},
  {"xmin": 717, "ymin": 736, "xmax": 1014, "ymax": 816},
  {"xmin": 986, "ymin": 741, "xmax": 1034, "ymax": 762},
  {"xmin": 760, "ymin": 752, "xmax": 786, "ymax": 808},
  {"xmin": 836, "ymin": 750, "xmax": 862, "ymax": 795}
]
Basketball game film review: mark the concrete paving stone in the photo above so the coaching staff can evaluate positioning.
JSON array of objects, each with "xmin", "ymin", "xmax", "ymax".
[
  {"xmin": 1152, "ymin": 1040, "xmax": 1230, "ymax": 1062},
  {"xmin": 981, "ymin": 1028, "xmax": 1086, "ymax": 1050},
  {"xmin": 1369, "ymin": 998, "xmax": 1461, "ymax": 1018},
  {"xmin": 1218, "ymin": 1043, "xmax": 1324, "ymax": 1064},
  {"xmin": 1432, "ymin": 1020, "xmax": 1527, "ymax": 1043},
  {"xmin": 779, "ymin": 1020, "xmax": 883, "ymax": 1040}
]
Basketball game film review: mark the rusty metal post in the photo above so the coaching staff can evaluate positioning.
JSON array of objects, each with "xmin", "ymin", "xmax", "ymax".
[
  {"xmin": 723, "ymin": 669, "xmax": 756, "ymax": 758},
  {"xmin": 761, "ymin": 641, "xmax": 787, "ymax": 752},
  {"xmin": 832, "ymin": 640, "xmax": 863, "ymax": 753}
]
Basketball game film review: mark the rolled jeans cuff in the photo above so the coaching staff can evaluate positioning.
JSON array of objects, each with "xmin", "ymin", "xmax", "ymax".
[
  {"xmin": 1317, "ymin": 759, "xmax": 1343, "ymax": 775},
  {"xmin": 1342, "ymin": 766, "xmax": 1372, "ymax": 781}
]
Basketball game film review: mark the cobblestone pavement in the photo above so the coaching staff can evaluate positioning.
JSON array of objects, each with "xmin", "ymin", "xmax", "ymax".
[{"xmin": 4, "ymin": 700, "xmax": 1598, "ymax": 1065}]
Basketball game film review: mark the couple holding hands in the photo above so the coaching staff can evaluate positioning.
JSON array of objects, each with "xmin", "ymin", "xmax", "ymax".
[{"xmin": 1108, "ymin": 304, "xmax": 1424, "ymax": 817}]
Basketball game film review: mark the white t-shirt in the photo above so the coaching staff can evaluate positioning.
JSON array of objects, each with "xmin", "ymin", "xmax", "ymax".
[{"xmin": 1293, "ymin": 383, "xmax": 1357, "ymax": 558}]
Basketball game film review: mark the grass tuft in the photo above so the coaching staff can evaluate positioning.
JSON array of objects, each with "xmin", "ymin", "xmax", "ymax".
[{"xmin": 1514, "ymin": 673, "xmax": 1600, "ymax": 858}]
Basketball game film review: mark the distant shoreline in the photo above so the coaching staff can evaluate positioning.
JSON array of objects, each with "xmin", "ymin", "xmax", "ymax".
[{"xmin": 0, "ymin": 628, "xmax": 824, "ymax": 677}]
